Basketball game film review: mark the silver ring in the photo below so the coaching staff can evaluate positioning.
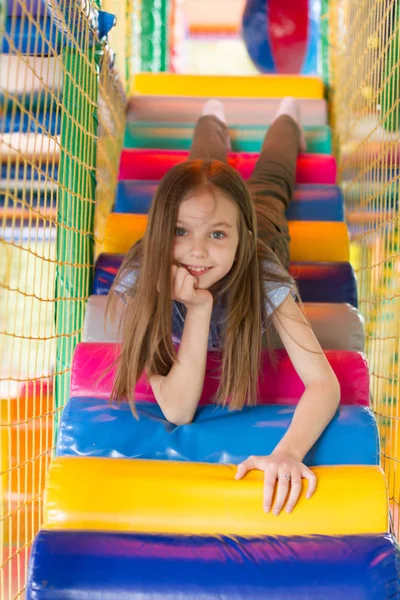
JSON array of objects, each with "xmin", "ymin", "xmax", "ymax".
[{"xmin": 280, "ymin": 473, "xmax": 291, "ymax": 482}]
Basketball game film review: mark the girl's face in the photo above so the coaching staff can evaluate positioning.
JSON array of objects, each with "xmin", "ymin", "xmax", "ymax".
[{"xmin": 173, "ymin": 189, "xmax": 239, "ymax": 289}]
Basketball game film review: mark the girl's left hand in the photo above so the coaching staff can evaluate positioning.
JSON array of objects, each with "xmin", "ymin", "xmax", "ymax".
[{"xmin": 235, "ymin": 451, "xmax": 317, "ymax": 515}]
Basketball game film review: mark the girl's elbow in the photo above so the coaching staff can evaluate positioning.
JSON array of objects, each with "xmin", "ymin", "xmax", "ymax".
[
  {"xmin": 164, "ymin": 408, "xmax": 194, "ymax": 426},
  {"xmin": 168, "ymin": 414, "xmax": 194, "ymax": 426},
  {"xmin": 307, "ymin": 374, "xmax": 340, "ymax": 405},
  {"xmin": 328, "ymin": 369, "xmax": 341, "ymax": 398},
  {"xmin": 330, "ymin": 382, "xmax": 341, "ymax": 410},
  {"xmin": 323, "ymin": 373, "xmax": 341, "ymax": 407},
  {"xmin": 319, "ymin": 363, "xmax": 341, "ymax": 402},
  {"xmin": 158, "ymin": 396, "xmax": 196, "ymax": 426}
]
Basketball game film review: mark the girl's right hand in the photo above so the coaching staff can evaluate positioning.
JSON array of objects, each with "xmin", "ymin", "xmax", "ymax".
[{"xmin": 171, "ymin": 265, "xmax": 213, "ymax": 310}]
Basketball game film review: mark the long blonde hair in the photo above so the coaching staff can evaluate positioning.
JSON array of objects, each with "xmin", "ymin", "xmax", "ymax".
[{"xmin": 107, "ymin": 159, "xmax": 297, "ymax": 411}]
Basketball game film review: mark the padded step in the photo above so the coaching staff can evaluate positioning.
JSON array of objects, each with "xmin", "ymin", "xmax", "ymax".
[
  {"xmin": 1, "ymin": 111, "xmax": 60, "ymax": 135},
  {"xmin": 0, "ymin": 55, "xmax": 62, "ymax": 98},
  {"xmin": 115, "ymin": 180, "xmax": 344, "ymax": 221},
  {"xmin": 0, "ymin": 188, "xmax": 56, "ymax": 219},
  {"xmin": 290, "ymin": 262, "xmax": 358, "ymax": 306},
  {"xmin": 128, "ymin": 95, "xmax": 328, "ymax": 126},
  {"xmin": 118, "ymin": 149, "xmax": 337, "ymax": 184},
  {"xmin": 83, "ymin": 295, "xmax": 364, "ymax": 351},
  {"xmin": 2, "ymin": 16, "xmax": 58, "ymax": 54},
  {"xmin": 124, "ymin": 123, "xmax": 332, "ymax": 154},
  {"xmin": 0, "ymin": 163, "xmax": 59, "ymax": 181},
  {"xmin": 132, "ymin": 73, "xmax": 324, "ymax": 98},
  {"xmin": 27, "ymin": 530, "xmax": 400, "ymax": 600},
  {"xmin": 43, "ymin": 458, "xmax": 387, "ymax": 536},
  {"xmin": 1, "ymin": 133, "xmax": 60, "ymax": 162},
  {"xmin": 57, "ymin": 400, "xmax": 378, "ymax": 466},
  {"xmin": 70, "ymin": 343, "xmax": 370, "ymax": 406},
  {"xmin": 102, "ymin": 215, "xmax": 349, "ymax": 261},
  {"xmin": 93, "ymin": 254, "xmax": 357, "ymax": 306}
]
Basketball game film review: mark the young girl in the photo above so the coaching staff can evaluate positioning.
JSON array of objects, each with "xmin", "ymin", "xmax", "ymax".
[{"xmin": 108, "ymin": 97, "xmax": 341, "ymax": 516}]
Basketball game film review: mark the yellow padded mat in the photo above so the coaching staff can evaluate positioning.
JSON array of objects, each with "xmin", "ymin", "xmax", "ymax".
[
  {"xmin": 44, "ymin": 458, "xmax": 388, "ymax": 536},
  {"xmin": 133, "ymin": 73, "xmax": 324, "ymax": 99},
  {"xmin": 103, "ymin": 214, "xmax": 349, "ymax": 262}
]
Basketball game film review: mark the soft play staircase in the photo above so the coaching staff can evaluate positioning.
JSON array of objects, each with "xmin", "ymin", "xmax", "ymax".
[{"xmin": 27, "ymin": 74, "xmax": 400, "ymax": 599}]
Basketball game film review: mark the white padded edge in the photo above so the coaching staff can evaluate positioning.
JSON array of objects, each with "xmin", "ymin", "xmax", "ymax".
[
  {"xmin": 83, "ymin": 295, "xmax": 364, "ymax": 352},
  {"xmin": 0, "ymin": 56, "xmax": 62, "ymax": 94},
  {"xmin": 0, "ymin": 134, "xmax": 60, "ymax": 161},
  {"xmin": 127, "ymin": 96, "xmax": 328, "ymax": 127}
]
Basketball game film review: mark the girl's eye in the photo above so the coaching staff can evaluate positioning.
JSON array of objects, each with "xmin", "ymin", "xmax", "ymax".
[
  {"xmin": 175, "ymin": 227, "xmax": 187, "ymax": 237},
  {"xmin": 175, "ymin": 228, "xmax": 225, "ymax": 239}
]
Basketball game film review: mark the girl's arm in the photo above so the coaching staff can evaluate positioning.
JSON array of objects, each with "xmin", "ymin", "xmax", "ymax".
[
  {"xmin": 236, "ymin": 293, "xmax": 341, "ymax": 514},
  {"xmin": 149, "ymin": 266, "xmax": 213, "ymax": 426},
  {"xmin": 270, "ymin": 293, "xmax": 341, "ymax": 459}
]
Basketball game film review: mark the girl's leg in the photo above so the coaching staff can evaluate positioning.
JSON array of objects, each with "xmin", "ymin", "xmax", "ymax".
[
  {"xmin": 247, "ymin": 101, "xmax": 303, "ymax": 270},
  {"xmin": 188, "ymin": 100, "xmax": 230, "ymax": 162}
]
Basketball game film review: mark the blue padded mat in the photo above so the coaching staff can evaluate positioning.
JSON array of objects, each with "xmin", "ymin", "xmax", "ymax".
[
  {"xmin": 94, "ymin": 253, "xmax": 358, "ymax": 307},
  {"xmin": 2, "ymin": 17, "xmax": 59, "ymax": 55},
  {"xmin": 289, "ymin": 261, "xmax": 358, "ymax": 307},
  {"xmin": 57, "ymin": 400, "xmax": 379, "ymax": 466},
  {"xmin": 0, "ymin": 90, "xmax": 62, "ymax": 111},
  {"xmin": 1, "ymin": 111, "xmax": 60, "ymax": 135},
  {"xmin": 1, "ymin": 163, "xmax": 59, "ymax": 181},
  {"xmin": 0, "ymin": 189, "xmax": 55, "ymax": 208},
  {"xmin": 6, "ymin": 0, "xmax": 46, "ymax": 16},
  {"xmin": 2, "ymin": 12, "xmax": 115, "ymax": 55},
  {"xmin": 115, "ymin": 180, "xmax": 344, "ymax": 221},
  {"xmin": 27, "ymin": 530, "xmax": 400, "ymax": 600}
]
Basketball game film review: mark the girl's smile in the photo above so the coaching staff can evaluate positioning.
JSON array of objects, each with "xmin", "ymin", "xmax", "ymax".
[{"xmin": 180, "ymin": 264, "xmax": 213, "ymax": 277}]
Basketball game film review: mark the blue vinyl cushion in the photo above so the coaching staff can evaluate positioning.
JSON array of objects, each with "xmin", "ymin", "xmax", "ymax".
[
  {"xmin": 2, "ymin": 17, "xmax": 59, "ymax": 55},
  {"xmin": 2, "ymin": 11, "xmax": 114, "ymax": 55},
  {"xmin": 93, "ymin": 253, "xmax": 358, "ymax": 307},
  {"xmin": 1, "ymin": 112, "xmax": 60, "ymax": 135},
  {"xmin": 0, "ymin": 163, "xmax": 59, "ymax": 182},
  {"xmin": 115, "ymin": 180, "xmax": 344, "ymax": 221},
  {"xmin": 27, "ymin": 530, "xmax": 400, "ymax": 599},
  {"xmin": 57, "ymin": 400, "xmax": 379, "ymax": 466},
  {"xmin": 0, "ymin": 189, "xmax": 54, "ymax": 208}
]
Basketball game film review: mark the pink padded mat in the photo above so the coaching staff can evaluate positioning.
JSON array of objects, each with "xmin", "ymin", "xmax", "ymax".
[
  {"xmin": 70, "ymin": 342, "xmax": 369, "ymax": 406},
  {"xmin": 118, "ymin": 150, "xmax": 337, "ymax": 184}
]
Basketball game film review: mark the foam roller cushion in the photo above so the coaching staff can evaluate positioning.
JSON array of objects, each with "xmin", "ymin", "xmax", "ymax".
[
  {"xmin": 123, "ymin": 123, "xmax": 332, "ymax": 154},
  {"xmin": 131, "ymin": 73, "xmax": 324, "ymax": 99},
  {"xmin": 27, "ymin": 531, "xmax": 400, "ymax": 600},
  {"xmin": 102, "ymin": 215, "xmax": 349, "ymax": 261},
  {"xmin": 118, "ymin": 149, "xmax": 337, "ymax": 184},
  {"xmin": 115, "ymin": 180, "xmax": 344, "ymax": 221},
  {"xmin": 83, "ymin": 295, "xmax": 364, "ymax": 351},
  {"xmin": 93, "ymin": 253, "xmax": 358, "ymax": 306},
  {"xmin": 70, "ymin": 343, "xmax": 370, "ymax": 406},
  {"xmin": 57, "ymin": 400, "xmax": 379, "ymax": 466},
  {"xmin": 42, "ymin": 458, "xmax": 388, "ymax": 536},
  {"xmin": 128, "ymin": 95, "xmax": 328, "ymax": 126}
]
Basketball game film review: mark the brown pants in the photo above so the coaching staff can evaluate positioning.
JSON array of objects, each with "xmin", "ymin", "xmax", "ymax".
[{"xmin": 188, "ymin": 115, "xmax": 301, "ymax": 270}]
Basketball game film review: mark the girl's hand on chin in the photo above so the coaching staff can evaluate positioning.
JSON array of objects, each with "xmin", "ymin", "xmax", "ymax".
[
  {"xmin": 235, "ymin": 451, "xmax": 317, "ymax": 515},
  {"xmin": 171, "ymin": 265, "xmax": 213, "ymax": 310}
]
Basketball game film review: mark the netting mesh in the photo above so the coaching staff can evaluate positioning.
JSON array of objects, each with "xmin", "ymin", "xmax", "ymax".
[
  {"xmin": 2, "ymin": 0, "xmax": 400, "ymax": 596},
  {"xmin": 329, "ymin": 0, "xmax": 400, "ymax": 536},
  {"xmin": 0, "ymin": 1, "xmax": 126, "ymax": 597}
]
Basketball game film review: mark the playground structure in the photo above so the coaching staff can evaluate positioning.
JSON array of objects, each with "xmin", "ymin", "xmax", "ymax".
[{"xmin": 1, "ymin": 0, "xmax": 400, "ymax": 598}]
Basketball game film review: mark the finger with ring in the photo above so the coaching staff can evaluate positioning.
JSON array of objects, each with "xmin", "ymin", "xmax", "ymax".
[{"xmin": 273, "ymin": 472, "xmax": 292, "ymax": 515}]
